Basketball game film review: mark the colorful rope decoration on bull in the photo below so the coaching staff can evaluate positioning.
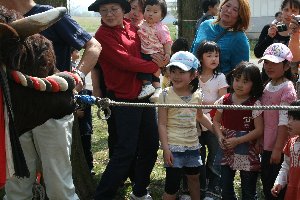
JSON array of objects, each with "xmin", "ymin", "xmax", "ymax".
[{"xmin": 9, "ymin": 70, "xmax": 81, "ymax": 92}]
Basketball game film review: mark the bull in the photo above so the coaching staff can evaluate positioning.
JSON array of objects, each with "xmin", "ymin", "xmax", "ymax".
[{"xmin": 0, "ymin": 6, "xmax": 81, "ymax": 187}]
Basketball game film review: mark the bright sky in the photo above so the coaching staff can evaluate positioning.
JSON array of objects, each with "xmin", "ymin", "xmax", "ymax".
[
  {"xmin": 70, "ymin": 0, "xmax": 175, "ymax": 10},
  {"xmin": 70, "ymin": 0, "xmax": 94, "ymax": 9}
]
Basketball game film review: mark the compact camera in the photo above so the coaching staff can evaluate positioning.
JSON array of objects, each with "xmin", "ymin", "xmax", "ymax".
[
  {"xmin": 276, "ymin": 24, "xmax": 287, "ymax": 32},
  {"xmin": 277, "ymin": 15, "xmax": 300, "ymax": 32}
]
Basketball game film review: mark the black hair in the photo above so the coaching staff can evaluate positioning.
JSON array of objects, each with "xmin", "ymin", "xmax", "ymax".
[
  {"xmin": 281, "ymin": 0, "xmax": 300, "ymax": 11},
  {"xmin": 202, "ymin": 0, "xmax": 220, "ymax": 13},
  {"xmin": 275, "ymin": 11, "xmax": 282, "ymax": 17},
  {"xmin": 288, "ymin": 100, "xmax": 300, "ymax": 120},
  {"xmin": 196, "ymin": 40, "xmax": 221, "ymax": 77},
  {"xmin": 171, "ymin": 37, "xmax": 189, "ymax": 54},
  {"xmin": 169, "ymin": 65, "xmax": 199, "ymax": 93},
  {"xmin": 230, "ymin": 61, "xmax": 264, "ymax": 98},
  {"xmin": 143, "ymin": 0, "xmax": 167, "ymax": 19}
]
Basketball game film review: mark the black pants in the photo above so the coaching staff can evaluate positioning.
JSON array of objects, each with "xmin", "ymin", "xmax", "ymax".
[
  {"xmin": 94, "ymin": 97, "xmax": 159, "ymax": 199},
  {"xmin": 137, "ymin": 53, "xmax": 160, "ymax": 83},
  {"xmin": 261, "ymin": 150, "xmax": 286, "ymax": 200},
  {"xmin": 221, "ymin": 165, "xmax": 258, "ymax": 200}
]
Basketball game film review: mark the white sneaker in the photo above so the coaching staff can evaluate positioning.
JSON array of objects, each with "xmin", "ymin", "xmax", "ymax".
[
  {"xmin": 138, "ymin": 84, "xmax": 155, "ymax": 99},
  {"xmin": 180, "ymin": 194, "xmax": 191, "ymax": 200},
  {"xmin": 129, "ymin": 192, "xmax": 153, "ymax": 200},
  {"xmin": 149, "ymin": 88, "xmax": 162, "ymax": 103}
]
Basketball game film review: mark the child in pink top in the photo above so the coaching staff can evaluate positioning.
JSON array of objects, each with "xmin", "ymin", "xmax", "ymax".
[
  {"xmin": 260, "ymin": 43, "xmax": 297, "ymax": 200},
  {"xmin": 137, "ymin": 0, "xmax": 172, "ymax": 102},
  {"xmin": 271, "ymin": 100, "xmax": 300, "ymax": 199}
]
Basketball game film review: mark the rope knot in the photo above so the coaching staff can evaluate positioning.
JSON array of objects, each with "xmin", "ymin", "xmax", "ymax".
[{"xmin": 96, "ymin": 97, "xmax": 111, "ymax": 120}]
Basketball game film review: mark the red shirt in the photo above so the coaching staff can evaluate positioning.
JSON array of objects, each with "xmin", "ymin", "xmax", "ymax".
[
  {"xmin": 222, "ymin": 93, "xmax": 256, "ymax": 131},
  {"xmin": 283, "ymin": 136, "xmax": 300, "ymax": 200},
  {"xmin": 95, "ymin": 19, "xmax": 159, "ymax": 99}
]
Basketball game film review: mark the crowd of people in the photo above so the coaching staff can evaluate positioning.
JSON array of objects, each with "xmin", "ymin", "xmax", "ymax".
[{"xmin": 2, "ymin": 0, "xmax": 300, "ymax": 199}]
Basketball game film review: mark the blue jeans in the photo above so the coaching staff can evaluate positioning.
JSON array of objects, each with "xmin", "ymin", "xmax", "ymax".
[
  {"xmin": 221, "ymin": 165, "xmax": 258, "ymax": 200},
  {"xmin": 94, "ymin": 100, "xmax": 159, "ymax": 199},
  {"xmin": 199, "ymin": 130, "xmax": 221, "ymax": 197}
]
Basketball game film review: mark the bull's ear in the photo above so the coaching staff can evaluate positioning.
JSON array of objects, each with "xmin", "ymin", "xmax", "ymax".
[
  {"xmin": 10, "ymin": 7, "xmax": 67, "ymax": 38},
  {"xmin": 0, "ymin": 23, "xmax": 19, "ymax": 39}
]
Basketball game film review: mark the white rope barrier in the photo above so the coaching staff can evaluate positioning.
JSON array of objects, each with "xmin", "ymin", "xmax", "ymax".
[{"xmin": 99, "ymin": 98, "xmax": 300, "ymax": 111}]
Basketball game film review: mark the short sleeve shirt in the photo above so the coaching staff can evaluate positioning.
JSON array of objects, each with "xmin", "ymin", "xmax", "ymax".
[
  {"xmin": 25, "ymin": 4, "xmax": 92, "ymax": 72},
  {"xmin": 138, "ymin": 21, "xmax": 172, "ymax": 55}
]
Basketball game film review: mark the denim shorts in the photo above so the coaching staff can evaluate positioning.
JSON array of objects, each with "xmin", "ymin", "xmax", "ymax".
[{"xmin": 165, "ymin": 149, "xmax": 202, "ymax": 168}]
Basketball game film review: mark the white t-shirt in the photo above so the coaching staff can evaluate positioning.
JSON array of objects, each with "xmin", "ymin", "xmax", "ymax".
[{"xmin": 199, "ymin": 73, "xmax": 229, "ymax": 114}]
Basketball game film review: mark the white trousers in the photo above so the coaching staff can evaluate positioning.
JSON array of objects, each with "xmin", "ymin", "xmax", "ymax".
[{"xmin": 4, "ymin": 114, "xmax": 79, "ymax": 200}]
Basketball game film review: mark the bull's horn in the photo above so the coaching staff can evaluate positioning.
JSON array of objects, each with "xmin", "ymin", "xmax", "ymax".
[
  {"xmin": 0, "ymin": 23, "xmax": 19, "ymax": 39},
  {"xmin": 10, "ymin": 7, "xmax": 67, "ymax": 38}
]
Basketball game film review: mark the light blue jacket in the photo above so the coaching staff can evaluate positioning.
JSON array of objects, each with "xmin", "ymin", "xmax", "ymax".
[{"xmin": 191, "ymin": 19, "xmax": 250, "ymax": 75}]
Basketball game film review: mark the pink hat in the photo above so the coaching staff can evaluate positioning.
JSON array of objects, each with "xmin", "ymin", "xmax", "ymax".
[{"xmin": 258, "ymin": 43, "xmax": 293, "ymax": 63}]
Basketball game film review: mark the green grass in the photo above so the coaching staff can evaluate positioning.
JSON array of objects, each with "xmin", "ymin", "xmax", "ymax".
[
  {"xmin": 72, "ymin": 16, "xmax": 101, "ymax": 33},
  {"xmin": 90, "ymin": 108, "xmax": 265, "ymax": 199}
]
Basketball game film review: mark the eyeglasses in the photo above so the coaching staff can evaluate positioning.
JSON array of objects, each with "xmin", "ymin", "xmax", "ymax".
[{"xmin": 99, "ymin": 8, "xmax": 121, "ymax": 16}]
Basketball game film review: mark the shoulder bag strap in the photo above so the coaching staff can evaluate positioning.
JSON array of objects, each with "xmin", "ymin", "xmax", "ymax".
[{"xmin": 214, "ymin": 28, "xmax": 229, "ymax": 42}]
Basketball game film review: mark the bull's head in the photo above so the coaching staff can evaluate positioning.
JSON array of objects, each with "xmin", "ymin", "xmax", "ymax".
[{"xmin": 0, "ymin": 6, "xmax": 66, "ymax": 75}]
